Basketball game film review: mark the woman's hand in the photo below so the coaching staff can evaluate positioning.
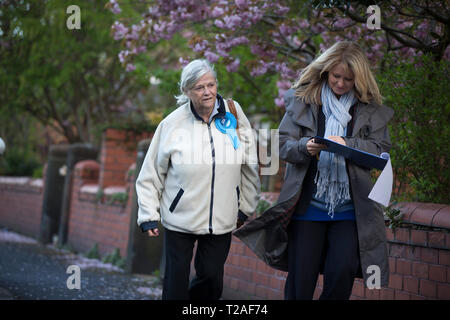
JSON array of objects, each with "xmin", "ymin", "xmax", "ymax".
[
  {"xmin": 327, "ymin": 136, "xmax": 346, "ymax": 146},
  {"xmin": 147, "ymin": 228, "xmax": 159, "ymax": 237},
  {"xmin": 306, "ymin": 138, "xmax": 326, "ymax": 156}
]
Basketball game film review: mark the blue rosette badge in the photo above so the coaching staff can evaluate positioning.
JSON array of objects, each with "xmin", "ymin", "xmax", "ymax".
[{"xmin": 215, "ymin": 112, "xmax": 240, "ymax": 150}]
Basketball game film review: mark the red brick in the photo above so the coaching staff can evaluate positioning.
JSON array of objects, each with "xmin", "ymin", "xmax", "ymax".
[
  {"xmin": 317, "ymin": 274, "xmax": 323, "ymax": 286},
  {"xmin": 447, "ymin": 266, "xmax": 450, "ymax": 282},
  {"xmin": 411, "ymin": 261, "xmax": 428, "ymax": 279},
  {"xmin": 393, "ymin": 202, "xmax": 421, "ymax": 223},
  {"xmin": 385, "ymin": 228, "xmax": 394, "ymax": 242},
  {"xmin": 411, "ymin": 203, "xmax": 445, "ymax": 226},
  {"xmin": 394, "ymin": 228, "xmax": 410, "ymax": 243},
  {"xmin": 252, "ymin": 272, "xmax": 270, "ymax": 287},
  {"xmin": 431, "ymin": 206, "xmax": 450, "ymax": 229},
  {"xmin": 380, "ymin": 287, "xmax": 395, "ymax": 300},
  {"xmin": 313, "ymin": 286, "xmax": 322, "ymax": 299},
  {"xmin": 388, "ymin": 273, "xmax": 403, "ymax": 290},
  {"xmin": 365, "ymin": 288, "xmax": 380, "ymax": 300},
  {"xmin": 403, "ymin": 276, "xmax": 419, "ymax": 294},
  {"xmin": 267, "ymin": 287, "xmax": 283, "ymax": 300},
  {"xmin": 410, "ymin": 229, "xmax": 427, "ymax": 246},
  {"xmin": 254, "ymin": 285, "xmax": 268, "ymax": 299},
  {"xmin": 421, "ymin": 247, "xmax": 439, "ymax": 264},
  {"xmin": 237, "ymin": 280, "xmax": 255, "ymax": 295},
  {"xmin": 397, "ymin": 259, "xmax": 412, "ymax": 275},
  {"xmin": 395, "ymin": 290, "xmax": 410, "ymax": 300},
  {"xmin": 428, "ymin": 231, "xmax": 446, "ymax": 248},
  {"xmin": 437, "ymin": 283, "xmax": 450, "ymax": 299},
  {"xmin": 446, "ymin": 234, "xmax": 450, "ymax": 248},
  {"xmin": 419, "ymin": 279, "xmax": 437, "ymax": 298},
  {"xmin": 351, "ymin": 279, "xmax": 365, "ymax": 298},
  {"xmin": 389, "ymin": 244, "xmax": 406, "ymax": 258},
  {"xmin": 269, "ymin": 276, "xmax": 284, "ymax": 291},
  {"xmin": 389, "ymin": 257, "xmax": 396, "ymax": 273},
  {"xmin": 404, "ymin": 246, "xmax": 422, "ymax": 261},
  {"xmin": 438, "ymin": 249, "xmax": 450, "ymax": 266},
  {"xmin": 429, "ymin": 264, "xmax": 446, "ymax": 282}
]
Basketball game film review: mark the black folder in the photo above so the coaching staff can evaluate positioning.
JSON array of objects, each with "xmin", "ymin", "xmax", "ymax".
[{"xmin": 313, "ymin": 136, "xmax": 387, "ymax": 170}]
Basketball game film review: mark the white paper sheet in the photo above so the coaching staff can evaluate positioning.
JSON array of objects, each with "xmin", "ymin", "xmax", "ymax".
[{"xmin": 368, "ymin": 153, "xmax": 393, "ymax": 207}]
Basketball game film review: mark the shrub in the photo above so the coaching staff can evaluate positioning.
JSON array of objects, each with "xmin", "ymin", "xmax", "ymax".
[
  {"xmin": 0, "ymin": 146, "xmax": 41, "ymax": 177},
  {"xmin": 378, "ymin": 54, "xmax": 449, "ymax": 204}
]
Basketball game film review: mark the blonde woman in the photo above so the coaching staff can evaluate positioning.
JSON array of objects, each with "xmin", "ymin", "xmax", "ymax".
[{"xmin": 236, "ymin": 41, "xmax": 393, "ymax": 300}]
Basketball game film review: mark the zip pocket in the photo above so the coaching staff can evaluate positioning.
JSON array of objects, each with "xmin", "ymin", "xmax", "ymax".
[
  {"xmin": 169, "ymin": 188, "xmax": 184, "ymax": 213},
  {"xmin": 236, "ymin": 186, "xmax": 240, "ymax": 207}
]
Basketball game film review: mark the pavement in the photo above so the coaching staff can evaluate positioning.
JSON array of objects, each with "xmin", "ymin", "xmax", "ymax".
[{"xmin": 0, "ymin": 228, "xmax": 162, "ymax": 300}]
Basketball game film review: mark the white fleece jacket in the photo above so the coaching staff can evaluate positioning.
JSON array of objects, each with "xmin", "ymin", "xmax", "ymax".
[{"xmin": 136, "ymin": 97, "xmax": 260, "ymax": 235}]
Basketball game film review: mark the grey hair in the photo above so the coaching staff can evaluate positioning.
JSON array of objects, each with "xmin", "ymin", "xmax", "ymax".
[{"xmin": 175, "ymin": 59, "xmax": 218, "ymax": 106}]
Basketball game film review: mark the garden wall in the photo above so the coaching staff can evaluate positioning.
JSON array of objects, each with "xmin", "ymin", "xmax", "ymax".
[
  {"xmin": 222, "ymin": 201, "xmax": 450, "ymax": 300},
  {"xmin": 0, "ymin": 177, "xmax": 44, "ymax": 238},
  {"xmin": 0, "ymin": 128, "xmax": 448, "ymax": 300}
]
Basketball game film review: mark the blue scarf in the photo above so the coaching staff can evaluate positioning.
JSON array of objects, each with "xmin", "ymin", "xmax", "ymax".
[{"xmin": 315, "ymin": 82, "xmax": 356, "ymax": 217}]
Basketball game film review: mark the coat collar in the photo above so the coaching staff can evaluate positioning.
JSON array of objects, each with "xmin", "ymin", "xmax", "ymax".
[
  {"xmin": 190, "ymin": 93, "xmax": 226, "ymax": 123},
  {"xmin": 284, "ymin": 89, "xmax": 317, "ymax": 131},
  {"xmin": 284, "ymin": 88, "xmax": 385, "ymax": 136}
]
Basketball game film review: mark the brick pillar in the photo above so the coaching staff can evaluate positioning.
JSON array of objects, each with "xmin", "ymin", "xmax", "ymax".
[{"xmin": 99, "ymin": 128, "xmax": 151, "ymax": 189}]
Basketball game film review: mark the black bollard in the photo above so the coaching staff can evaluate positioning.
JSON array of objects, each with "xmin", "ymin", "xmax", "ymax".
[{"xmin": 39, "ymin": 144, "xmax": 69, "ymax": 244}]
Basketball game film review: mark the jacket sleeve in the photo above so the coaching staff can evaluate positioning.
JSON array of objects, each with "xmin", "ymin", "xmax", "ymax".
[
  {"xmin": 343, "ymin": 105, "xmax": 394, "ymax": 158},
  {"xmin": 135, "ymin": 120, "xmax": 170, "ymax": 229},
  {"xmin": 278, "ymin": 92, "xmax": 313, "ymax": 165},
  {"xmin": 234, "ymin": 101, "xmax": 261, "ymax": 219}
]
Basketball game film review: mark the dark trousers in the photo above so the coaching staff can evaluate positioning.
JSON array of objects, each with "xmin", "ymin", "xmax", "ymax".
[
  {"xmin": 162, "ymin": 228, "xmax": 232, "ymax": 300},
  {"xmin": 285, "ymin": 220, "xmax": 360, "ymax": 300}
]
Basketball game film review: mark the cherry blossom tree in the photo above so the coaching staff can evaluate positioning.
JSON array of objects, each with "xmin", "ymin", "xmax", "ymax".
[{"xmin": 107, "ymin": 0, "xmax": 449, "ymax": 108}]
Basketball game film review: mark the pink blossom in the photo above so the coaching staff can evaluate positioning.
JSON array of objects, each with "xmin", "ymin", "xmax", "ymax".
[
  {"xmin": 214, "ymin": 19, "xmax": 225, "ymax": 28},
  {"xmin": 126, "ymin": 63, "xmax": 136, "ymax": 72},
  {"xmin": 223, "ymin": 15, "xmax": 242, "ymax": 30},
  {"xmin": 112, "ymin": 21, "xmax": 128, "ymax": 40},
  {"xmin": 204, "ymin": 51, "xmax": 220, "ymax": 63},
  {"xmin": 109, "ymin": 0, "xmax": 121, "ymax": 14},
  {"xmin": 226, "ymin": 58, "xmax": 240, "ymax": 72},
  {"xmin": 211, "ymin": 6, "xmax": 225, "ymax": 18},
  {"xmin": 179, "ymin": 56, "xmax": 190, "ymax": 67},
  {"xmin": 275, "ymin": 97, "xmax": 284, "ymax": 108},
  {"xmin": 235, "ymin": 0, "xmax": 248, "ymax": 9},
  {"xmin": 192, "ymin": 40, "xmax": 209, "ymax": 52},
  {"xmin": 250, "ymin": 63, "xmax": 268, "ymax": 77},
  {"xmin": 118, "ymin": 50, "xmax": 130, "ymax": 63}
]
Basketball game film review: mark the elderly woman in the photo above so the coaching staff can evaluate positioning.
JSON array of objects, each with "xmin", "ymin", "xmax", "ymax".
[
  {"xmin": 136, "ymin": 59, "xmax": 260, "ymax": 300},
  {"xmin": 236, "ymin": 41, "xmax": 393, "ymax": 300}
]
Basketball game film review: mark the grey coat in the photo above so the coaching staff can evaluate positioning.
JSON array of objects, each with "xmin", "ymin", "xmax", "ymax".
[{"xmin": 234, "ymin": 88, "xmax": 394, "ymax": 287}]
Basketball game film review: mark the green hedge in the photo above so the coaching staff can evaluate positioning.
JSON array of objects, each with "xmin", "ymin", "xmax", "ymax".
[{"xmin": 378, "ymin": 54, "xmax": 449, "ymax": 204}]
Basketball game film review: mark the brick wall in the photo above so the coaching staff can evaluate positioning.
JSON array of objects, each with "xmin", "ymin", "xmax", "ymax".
[
  {"xmin": 1, "ymin": 129, "xmax": 449, "ymax": 300},
  {"xmin": 222, "ymin": 199, "xmax": 450, "ymax": 300},
  {"xmin": 99, "ymin": 128, "xmax": 151, "ymax": 188},
  {"xmin": 65, "ymin": 128, "xmax": 150, "ymax": 257},
  {"xmin": 66, "ymin": 160, "xmax": 134, "ymax": 257},
  {"xmin": 0, "ymin": 177, "xmax": 44, "ymax": 238}
]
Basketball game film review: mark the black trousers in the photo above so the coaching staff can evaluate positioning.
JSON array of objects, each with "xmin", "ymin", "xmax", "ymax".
[
  {"xmin": 162, "ymin": 228, "xmax": 232, "ymax": 300},
  {"xmin": 284, "ymin": 220, "xmax": 360, "ymax": 300}
]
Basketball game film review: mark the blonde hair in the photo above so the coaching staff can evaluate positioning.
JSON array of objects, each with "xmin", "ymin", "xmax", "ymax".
[{"xmin": 292, "ymin": 41, "xmax": 382, "ymax": 105}]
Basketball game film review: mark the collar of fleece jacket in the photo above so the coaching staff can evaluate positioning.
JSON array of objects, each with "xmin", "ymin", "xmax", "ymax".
[{"xmin": 189, "ymin": 93, "xmax": 227, "ymax": 123}]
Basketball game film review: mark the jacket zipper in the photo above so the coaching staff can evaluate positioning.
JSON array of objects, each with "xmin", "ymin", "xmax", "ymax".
[{"xmin": 207, "ymin": 123, "xmax": 216, "ymax": 234}]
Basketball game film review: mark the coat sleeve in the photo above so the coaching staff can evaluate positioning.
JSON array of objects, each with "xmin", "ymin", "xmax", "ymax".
[
  {"xmin": 234, "ymin": 101, "xmax": 261, "ymax": 219},
  {"xmin": 278, "ymin": 91, "xmax": 313, "ymax": 164},
  {"xmin": 135, "ymin": 120, "xmax": 170, "ymax": 228},
  {"xmin": 343, "ymin": 105, "xmax": 394, "ymax": 158}
]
